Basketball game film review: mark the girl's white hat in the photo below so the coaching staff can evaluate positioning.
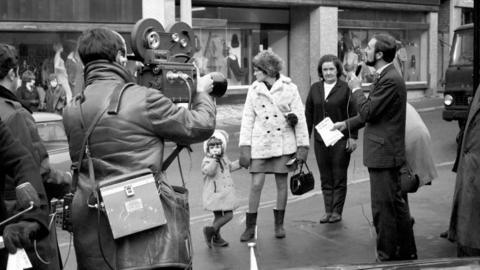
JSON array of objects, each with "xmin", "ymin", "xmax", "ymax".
[{"xmin": 203, "ymin": 129, "xmax": 229, "ymax": 154}]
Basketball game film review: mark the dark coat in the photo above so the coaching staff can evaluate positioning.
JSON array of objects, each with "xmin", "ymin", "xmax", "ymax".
[
  {"xmin": 448, "ymin": 85, "xmax": 480, "ymax": 249},
  {"xmin": 346, "ymin": 64, "xmax": 406, "ymax": 168},
  {"xmin": 63, "ymin": 61, "xmax": 216, "ymax": 270},
  {"xmin": 305, "ymin": 79, "xmax": 358, "ymax": 142},
  {"xmin": 0, "ymin": 85, "xmax": 62, "ymax": 270},
  {"xmin": 45, "ymin": 85, "xmax": 67, "ymax": 114},
  {"xmin": 0, "ymin": 119, "xmax": 49, "ymax": 269},
  {"xmin": 16, "ymin": 85, "xmax": 40, "ymax": 112}
]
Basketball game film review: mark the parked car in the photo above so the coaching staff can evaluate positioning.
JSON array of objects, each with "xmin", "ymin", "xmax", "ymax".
[{"xmin": 32, "ymin": 112, "xmax": 71, "ymax": 173}]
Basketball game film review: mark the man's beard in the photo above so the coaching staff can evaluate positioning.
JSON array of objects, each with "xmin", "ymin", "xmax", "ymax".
[{"xmin": 366, "ymin": 57, "xmax": 377, "ymax": 67}]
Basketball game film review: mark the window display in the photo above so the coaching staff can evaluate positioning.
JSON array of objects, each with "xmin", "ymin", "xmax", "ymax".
[
  {"xmin": 193, "ymin": 29, "xmax": 248, "ymax": 86},
  {"xmin": 338, "ymin": 29, "xmax": 424, "ymax": 83}
]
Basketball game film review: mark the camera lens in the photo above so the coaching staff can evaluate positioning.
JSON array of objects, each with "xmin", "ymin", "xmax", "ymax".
[{"xmin": 146, "ymin": 31, "xmax": 160, "ymax": 49}]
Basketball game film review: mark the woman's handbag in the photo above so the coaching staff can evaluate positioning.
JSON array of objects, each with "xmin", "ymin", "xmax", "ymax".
[
  {"xmin": 400, "ymin": 163, "xmax": 419, "ymax": 193},
  {"xmin": 290, "ymin": 163, "xmax": 315, "ymax": 195}
]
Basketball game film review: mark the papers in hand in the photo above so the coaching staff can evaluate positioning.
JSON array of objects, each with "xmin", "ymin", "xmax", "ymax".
[
  {"xmin": 315, "ymin": 117, "xmax": 344, "ymax": 147},
  {"xmin": 7, "ymin": 248, "xmax": 32, "ymax": 270}
]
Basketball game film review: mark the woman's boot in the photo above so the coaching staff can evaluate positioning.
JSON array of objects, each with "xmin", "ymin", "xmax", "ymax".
[
  {"xmin": 240, "ymin": 212, "xmax": 257, "ymax": 242},
  {"xmin": 273, "ymin": 209, "xmax": 285, "ymax": 238}
]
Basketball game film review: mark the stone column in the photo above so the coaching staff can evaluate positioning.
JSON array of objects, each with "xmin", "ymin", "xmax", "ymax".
[
  {"xmin": 428, "ymin": 12, "xmax": 438, "ymax": 96},
  {"xmin": 180, "ymin": 0, "xmax": 192, "ymax": 26},
  {"xmin": 309, "ymin": 6, "xmax": 338, "ymax": 85},
  {"xmin": 290, "ymin": 6, "xmax": 338, "ymax": 101},
  {"xmin": 290, "ymin": 7, "xmax": 311, "ymax": 101},
  {"xmin": 142, "ymin": 0, "xmax": 175, "ymax": 28}
]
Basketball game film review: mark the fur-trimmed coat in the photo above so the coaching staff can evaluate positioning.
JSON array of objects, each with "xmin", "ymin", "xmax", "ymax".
[
  {"xmin": 201, "ymin": 156, "xmax": 240, "ymax": 211},
  {"xmin": 239, "ymin": 75, "xmax": 309, "ymax": 158}
]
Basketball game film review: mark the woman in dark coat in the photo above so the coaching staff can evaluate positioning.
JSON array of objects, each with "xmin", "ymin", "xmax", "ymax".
[{"xmin": 305, "ymin": 54, "xmax": 358, "ymax": 223}]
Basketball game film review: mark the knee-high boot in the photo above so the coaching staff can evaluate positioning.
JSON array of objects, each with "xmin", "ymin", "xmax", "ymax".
[
  {"xmin": 273, "ymin": 209, "xmax": 285, "ymax": 238},
  {"xmin": 240, "ymin": 212, "xmax": 257, "ymax": 242}
]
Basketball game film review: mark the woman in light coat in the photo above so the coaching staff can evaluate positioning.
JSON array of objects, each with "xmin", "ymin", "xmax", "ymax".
[{"xmin": 239, "ymin": 50, "xmax": 309, "ymax": 241}]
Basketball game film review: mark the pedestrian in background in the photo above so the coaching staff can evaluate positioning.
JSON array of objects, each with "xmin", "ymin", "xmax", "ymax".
[
  {"xmin": 305, "ymin": 54, "xmax": 358, "ymax": 224},
  {"xmin": 332, "ymin": 33, "xmax": 417, "ymax": 261},
  {"xmin": 239, "ymin": 50, "xmax": 309, "ymax": 242},
  {"xmin": 53, "ymin": 42, "xmax": 72, "ymax": 103},
  {"xmin": 447, "ymin": 84, "xmax": 480, "ymax": 257},
  {"xmin": 44, "ymin": 73, "xmax": 67, "ymax": 114},
  {"xmin": 201, "ymin": 129, "xmax": 241, "ymax": 248},
  {"xmin": 16, "ymin": 70, "xmax": 40, "ymax": 112}
]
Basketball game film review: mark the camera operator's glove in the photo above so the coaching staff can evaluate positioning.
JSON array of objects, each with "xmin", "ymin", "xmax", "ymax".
[
  {"xmin": 239, "ymin": 146, "xmax": 251, "ymax": 169},
  {"xmin": 3, "ymin": 221, "xmax": 41, "ymax": 254},
  {"xmin": 295, "ymin": 146, "xmax": 309, "ymax": 164}
]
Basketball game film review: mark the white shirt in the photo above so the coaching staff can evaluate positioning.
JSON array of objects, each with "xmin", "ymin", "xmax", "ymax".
[{"xmin": 323, "ymin": 81, "xmax": 336, "ymax": 100}]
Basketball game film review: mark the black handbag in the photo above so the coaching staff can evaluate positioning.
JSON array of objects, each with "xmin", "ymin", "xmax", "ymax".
[
  {"xmin": 290, "ymin": 163, "xmax": 315, "ymax": 195},
  {"xmin": 400, "ymin": 163, "xmax": 419, "ymax": 193}
]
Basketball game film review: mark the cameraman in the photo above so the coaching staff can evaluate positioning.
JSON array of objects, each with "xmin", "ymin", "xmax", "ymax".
[
  {"xmin": 63, "ymin": 27, "xmax": 216, "ymax": 270},
  {"xmin": 0, "ymin": 119, "xmax": 49, "ymax": 269}
]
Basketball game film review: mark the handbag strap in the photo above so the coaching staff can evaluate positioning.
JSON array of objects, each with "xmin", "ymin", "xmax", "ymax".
[
  {"xmin": 70, "ymin": 83, "xmax": 133, "ymax": 193},
  {"xmin": 299, "ymin": 162, "xmax": 311, "ymax": 173}
]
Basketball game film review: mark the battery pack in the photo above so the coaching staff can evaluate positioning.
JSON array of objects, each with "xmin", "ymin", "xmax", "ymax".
[{"xmin": 98, "ymin": 169, "xmax": 166, "ymax": 239}]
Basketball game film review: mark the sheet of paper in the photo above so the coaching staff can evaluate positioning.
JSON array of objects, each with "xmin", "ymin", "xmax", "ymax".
[
  {"xmin": 315, "ymin": 117, "xmax": 344, "ymax": 147},
  {"xmin": 7, "ymin": 248, "xmax": 32, "ymax": 270}
]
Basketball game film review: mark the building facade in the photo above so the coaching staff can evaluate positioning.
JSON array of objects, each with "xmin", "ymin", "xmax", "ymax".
[{"xmin": 0, "ymin": 0, "xmax": 442, "ymax": 99}]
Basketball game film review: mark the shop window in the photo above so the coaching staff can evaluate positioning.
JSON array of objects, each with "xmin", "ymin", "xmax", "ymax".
[
  {"xmin": 338, "ymin": 29, "xmax": 424, "ymax": 83},
  {"xmin": 193, "ymin": 28, "xmax": 250, "ymax": 86}
]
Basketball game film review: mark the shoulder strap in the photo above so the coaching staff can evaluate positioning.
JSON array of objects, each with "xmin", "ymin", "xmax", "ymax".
[
  {"xmin": 70, "ymin": 83, "xmax": 133, "ymax": 193},
  {"xmin": 108, "ymin": 82, "xmax": 135, "ymax": 115}
]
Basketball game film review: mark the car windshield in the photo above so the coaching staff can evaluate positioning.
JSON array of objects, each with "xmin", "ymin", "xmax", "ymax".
[
  {"xmin": 450, "ymin": 28, "xmax": 473, "ymax": 66},
  {"xmin": 36, "ymin": 120, "xmax": 68, "ymax": 152}
]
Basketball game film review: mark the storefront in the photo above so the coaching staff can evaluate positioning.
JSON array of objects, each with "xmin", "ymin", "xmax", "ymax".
[
  {"xmin": 190, "ymin": 7, "xmax": 290, "ymax": 92},
  {"xmin": 0, "ymin": 0, "xmax": 441, "ymax": 99}
]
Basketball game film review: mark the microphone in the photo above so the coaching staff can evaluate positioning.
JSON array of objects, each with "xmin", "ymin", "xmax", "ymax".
[
  {"xmin": 15, "ymin": 182, "xmax": 40, "ymax": 210},
  {"xmin": 0, "ymin": 182, "xmax": 39, "ymax": 227}
]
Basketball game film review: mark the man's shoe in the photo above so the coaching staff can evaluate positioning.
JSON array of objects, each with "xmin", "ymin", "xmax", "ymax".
[
  {"xmin": 440, "ymin": 230, "xmax": 448, "ymax": 238},
  {"xmin": 328, "ymin": 213, "xmax": 342, "ymax": 223},
  {"xmin": 319, "ymin": 213, "xmax": 332, "ymax": 224},
  {"xmin": 203, "ymin": 226, "xmax": 216, "ymax": 248}
]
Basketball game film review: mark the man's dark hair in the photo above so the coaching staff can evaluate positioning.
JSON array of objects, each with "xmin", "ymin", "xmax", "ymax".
[
  {"xmin": 77, "ymin": 28, "xmax": 125, "ymax": 65},
  {"xmin": 373, "ymin": 34, "xmax": 396, "ymax": 63},
  {"xmin": 0, "ymin": 44, "xmax": 18, "ymax": 80},
  {"xmin": 317, "ymin": 54, "xmax": 343, "ymax": 80}
]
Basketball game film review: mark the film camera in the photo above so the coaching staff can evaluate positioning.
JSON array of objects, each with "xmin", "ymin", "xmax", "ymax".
[{"xmin": 129, "ymin": 18, "xmax": 228, "ymax": 103}]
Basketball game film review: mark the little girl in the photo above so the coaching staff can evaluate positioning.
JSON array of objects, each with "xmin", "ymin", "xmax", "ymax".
[{"xmin": 201, "ymin": 129, "xmax": 240, "ymax": 248}]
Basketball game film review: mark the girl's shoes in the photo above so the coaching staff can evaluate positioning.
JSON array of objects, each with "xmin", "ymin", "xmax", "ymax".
[
  {"xmin": 212, "ymin": 232, "xmax": 229, "ymax": 247},
  {"xmin": 203, "ymin": 226, "xmax": 216, "ymax": 248}
]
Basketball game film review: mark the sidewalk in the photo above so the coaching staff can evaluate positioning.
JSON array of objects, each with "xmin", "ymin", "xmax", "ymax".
[{"xmin": 190, "ymin": 164, "xmax": 457, "ymax": 270}]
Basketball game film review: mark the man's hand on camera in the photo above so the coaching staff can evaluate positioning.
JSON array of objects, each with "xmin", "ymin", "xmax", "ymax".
[
  {"xmin": 197, "ymin": 74, "xmax": 214, "ymax": 94},
  {"xmin": 331, "ymin": 121, "xmax": 347, "ymax": 132},
  {"xmin": 3, "ymin": 221, "xmax": 41, "ymax": 254}
]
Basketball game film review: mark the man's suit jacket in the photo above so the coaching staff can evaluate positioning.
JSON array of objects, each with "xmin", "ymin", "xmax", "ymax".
[{"xmin": 346, "ymin": 64, "xmax": 406, "ymax": 168}]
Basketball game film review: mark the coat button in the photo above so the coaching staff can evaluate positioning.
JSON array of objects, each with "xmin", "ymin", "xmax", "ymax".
[
  {"xmin": 277, "ymin": 128, "xmax": 281, "ymax": 131},
  {"xmin": 267, "ymin": 130, "xmax": 270, "ymax": 133},
  {"xmin": 274, "ymin": 114, "xmax": 278, "ymax": 117},
  {"xmin": 266, "ymin": 116, "xmax": 269, "ymax": 119},
  {"xmin": 262, "ymin": 105, "xmax": 265, "ymax": 107}
]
